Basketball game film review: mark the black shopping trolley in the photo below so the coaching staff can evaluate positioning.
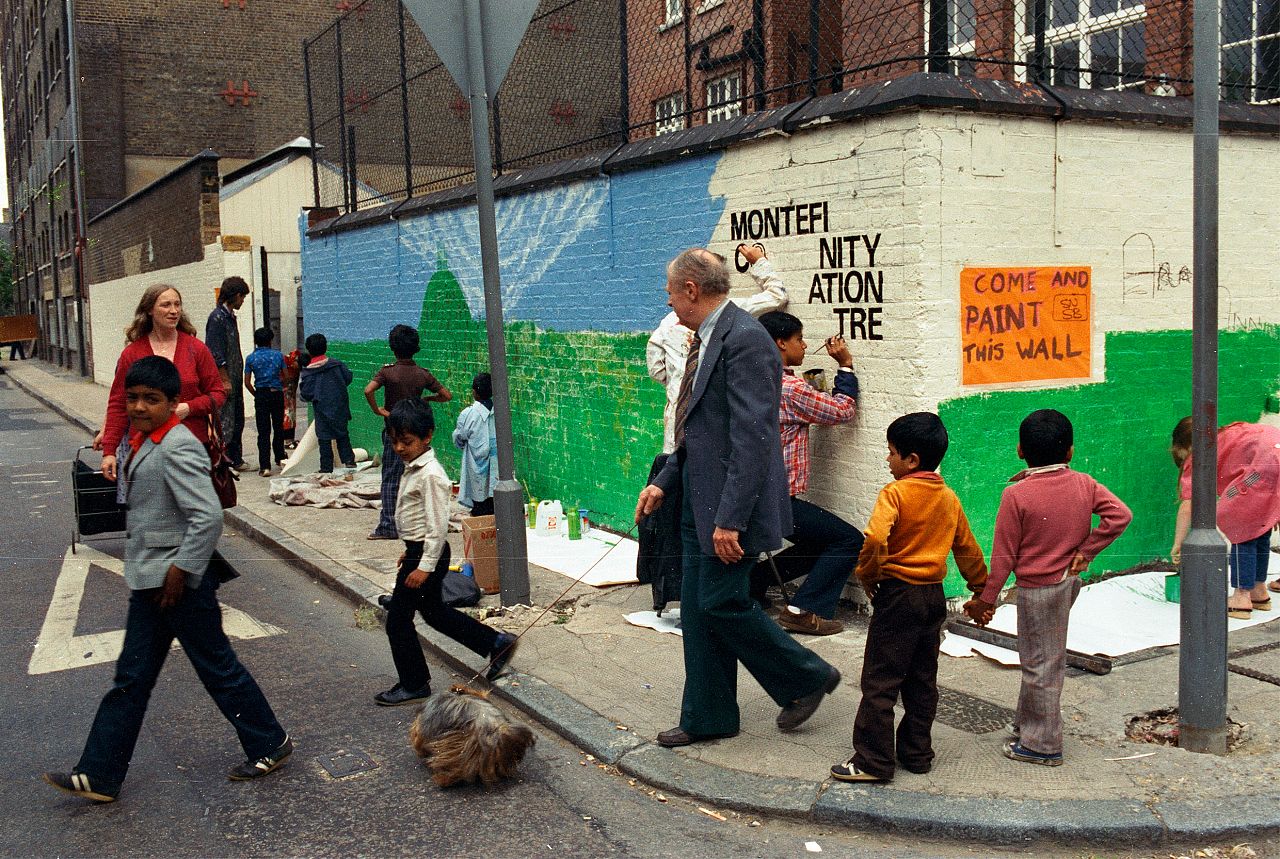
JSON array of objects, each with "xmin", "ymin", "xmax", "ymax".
[{"xmin": 72, "ymin": 445, "xmax": 127, "ymax": 552}]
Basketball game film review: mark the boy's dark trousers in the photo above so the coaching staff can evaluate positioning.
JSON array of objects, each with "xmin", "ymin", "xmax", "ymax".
[
  {"xmin": 317, "ymin": 434, "xmax": 355, "ymax": 473},
  {"xmin": 749, "ymin": 497, "xmax": 864, "ymax": 617},
  {"xmin": 253, "ymin": 388, "xmax": 286, "ymax": 469},
  {"xmin": 371, "ymin": 429, "xmax": 404, "ymax": 537},
  {"xmin": 222, "ymin": 387, "xmax": 246, "ymax": 467},
  {"xmin": 385, "ymin": 541, "xmax": 499, "ymax": 692},
  {"xmin": 76, "ymin": 573, "xmax": 287, "ymax": 793},
  {"xmin": 852, "ymin": 578, "xmax": 946, "ymax": 780}
]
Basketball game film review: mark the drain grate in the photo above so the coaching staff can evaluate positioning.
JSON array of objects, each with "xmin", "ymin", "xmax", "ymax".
[
  {"xmin": 934, "ymin": 687, "xmax": 1017, "ymax": 735},
  {"xmin": 316, "ymin": 748, "xmax": 379, "ymax": 779}
]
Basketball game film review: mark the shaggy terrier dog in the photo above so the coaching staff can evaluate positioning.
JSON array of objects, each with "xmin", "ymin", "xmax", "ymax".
[{"xmin": 409, "ymin": 686, "xmax": 535, "ymax": 787}]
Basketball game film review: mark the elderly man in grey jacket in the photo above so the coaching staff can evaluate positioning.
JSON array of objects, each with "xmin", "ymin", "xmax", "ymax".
[
  {"xmin": 635, "ymin": 249, "xmax": 840, "ymax": 748},
  {"xmin": 45, "ymin": 356, "xmax": 290, "ymax": 803}
]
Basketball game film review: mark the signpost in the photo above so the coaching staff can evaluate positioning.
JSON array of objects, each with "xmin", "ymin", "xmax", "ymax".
[
  {"xmin": 402, "ymin": 0, "xmax": 538, "ymax": 606},
  {"xmin": 1179, "ymin": 0, "xmax": 1227, "ymax": 755}
]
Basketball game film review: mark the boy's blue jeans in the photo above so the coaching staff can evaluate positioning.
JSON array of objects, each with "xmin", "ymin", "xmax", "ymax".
[
  {"xmin": 1229, "ymin": 532, "xmax": 1272, "ymax": 590},
  {"xmin": 317, "ymin": 434, "xmax": 355, "ymax": 473},
  {"xmin": 76, "ymin": 573, "xmax": 286, "ymax": 792}
]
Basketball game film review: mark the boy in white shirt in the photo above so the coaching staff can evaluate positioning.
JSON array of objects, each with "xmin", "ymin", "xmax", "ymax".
[{"xmin": 374, "ymin": 399, "xmax": 518, "ymax": 706}]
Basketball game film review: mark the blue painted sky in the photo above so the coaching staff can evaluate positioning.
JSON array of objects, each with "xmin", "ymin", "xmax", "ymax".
[{"xmin": 304, "ymin": 153, "xmax": 725, "ymax": 340}]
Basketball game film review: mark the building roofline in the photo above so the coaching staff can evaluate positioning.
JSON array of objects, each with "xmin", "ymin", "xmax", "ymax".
[
  {"xmin": 88, "ymin": 149, "xmax": 220, "ymax": 226},
  {"xmin": 221, "ymin": 137, "xmax": 314, "ymax": 186}
]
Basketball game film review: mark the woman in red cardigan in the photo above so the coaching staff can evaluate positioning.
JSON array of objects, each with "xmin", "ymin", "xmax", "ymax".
[{"xmin": 93, "ymin": 284, "xmax": 227, "ymax": 481}]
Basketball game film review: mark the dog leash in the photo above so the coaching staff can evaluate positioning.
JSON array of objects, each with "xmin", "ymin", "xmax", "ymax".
[{"xmin": 467, "ymin": 520, "xmax": 641, "ymax": 688}]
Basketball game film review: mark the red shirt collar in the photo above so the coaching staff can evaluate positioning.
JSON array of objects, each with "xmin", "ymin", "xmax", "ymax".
[{"xmin": 128, "ymin": 413, "xmax": 181, "ymax": 453}]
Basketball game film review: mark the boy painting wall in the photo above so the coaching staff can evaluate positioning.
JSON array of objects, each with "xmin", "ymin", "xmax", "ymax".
[{"xmin": 45, "ymin": 356, "xmax": 291, "ymax": 803}]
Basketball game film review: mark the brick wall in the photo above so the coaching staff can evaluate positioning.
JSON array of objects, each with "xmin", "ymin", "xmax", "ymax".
[
  {"xmin": 302, "ymin": 102, "xmax": 1279, "ymax": 594},
  {"xmin": 86, "ymin": 154, "xmax": 221, "ymax": 285}
]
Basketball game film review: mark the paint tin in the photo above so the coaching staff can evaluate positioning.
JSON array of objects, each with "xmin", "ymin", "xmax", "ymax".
[
  {"xmin": 1164, "ymin": 573, "xmax": 1180, "ymax": 603},
  {"xmin": 802, "ymin": 368, "xmax": 828, "ymax": 391}
]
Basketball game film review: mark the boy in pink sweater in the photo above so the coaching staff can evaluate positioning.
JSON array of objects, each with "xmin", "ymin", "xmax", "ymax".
[{"xmin": 964, "ymin": 409, "xmax": 1131, "ymax": 766}]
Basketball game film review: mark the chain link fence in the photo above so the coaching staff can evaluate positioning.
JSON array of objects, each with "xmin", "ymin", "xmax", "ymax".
[{"xmin": 304, "ymin": 0, "xmax": 1279, "ymax": 211}]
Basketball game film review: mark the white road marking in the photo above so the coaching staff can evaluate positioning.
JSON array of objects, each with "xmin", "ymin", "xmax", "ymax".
[{"xmin": 27, "ymin": 544, "xmax": 285, "ymax": 675}]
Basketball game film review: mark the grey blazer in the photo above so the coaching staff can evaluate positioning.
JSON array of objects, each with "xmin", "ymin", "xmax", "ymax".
[
  {"xmin": 653, "ymin": 301, "xmax": 792, "ymax": 557},
  {"xmin": 122, "ymin": 423, "xmax": 222, "ymax": 590}
]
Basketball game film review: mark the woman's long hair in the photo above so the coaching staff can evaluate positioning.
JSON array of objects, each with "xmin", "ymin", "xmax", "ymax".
[{"xmin": 124, "ymin": 283, "xmax": 198, "ymax": 343}]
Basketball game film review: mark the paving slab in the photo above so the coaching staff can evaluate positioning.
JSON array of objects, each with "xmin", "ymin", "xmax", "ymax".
[{"xmin": 9, "ymin": 356, "xmax": 1280, "ymax": 845}]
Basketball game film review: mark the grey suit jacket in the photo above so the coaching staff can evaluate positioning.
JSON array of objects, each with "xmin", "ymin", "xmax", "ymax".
[
  {"xmin": 122, "ymin": 423, "xmax": 223, "ymax": 590},
  {"xmin": 652, "ymin": 301, "xmax": 791, "ymax": 557}
]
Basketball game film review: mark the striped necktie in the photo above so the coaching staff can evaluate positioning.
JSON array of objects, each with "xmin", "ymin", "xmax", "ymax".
[{"xmin": 672, "ymin": 333, "xmax": 701, "ymax": 450}]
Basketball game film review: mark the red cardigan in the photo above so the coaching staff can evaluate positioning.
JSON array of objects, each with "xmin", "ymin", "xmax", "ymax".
[{"xmin": 101, "ymin": 332, "xmax": 227, "ymax": 453}]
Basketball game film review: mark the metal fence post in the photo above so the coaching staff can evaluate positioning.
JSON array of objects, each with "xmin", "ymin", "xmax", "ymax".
[
  {"xmin": 928, "ymin": 0, "xmax": 949, "ymax": 73},
  {"xmin": 619, "ymin": 0, "xmax": 630, "ymax": 140},
  {"xmin": 347, "ymin": 125, "xmax": 358, "ymax": 211},
  {"xmin": 1032, "ymin": 0, "xmax": 1048, "ymax": 83},
  {"xmin": 493, "ymin": 94, "xmax": 503, "ymax": 175},
  {"xmin": 303, "ymin": 38, "xmax": 322, "ymax": 209},
  {"xmin": 808, "ymin": 0, "xmax": 820, "ymax": 96},
  {"xmin": 335, "ymin": 17, "xmax": 351, "ymax": 214},
  {"xmin": 398, "ymin": 0, "xmax": 413, "ymax": 200}
]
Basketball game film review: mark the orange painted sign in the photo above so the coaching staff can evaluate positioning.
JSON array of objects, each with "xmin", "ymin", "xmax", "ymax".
[{"xmin": 960, "ymin": 266, "xmax": 1091, "ymax": 385}]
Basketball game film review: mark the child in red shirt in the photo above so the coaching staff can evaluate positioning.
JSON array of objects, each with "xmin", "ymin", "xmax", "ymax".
[{"xmin": 966, "ymin": 409, "xmax": 1131, "ymax": 767}]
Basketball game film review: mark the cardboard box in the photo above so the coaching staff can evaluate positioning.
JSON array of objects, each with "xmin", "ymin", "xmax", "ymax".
[{"xmin": 461, "ymin": 514, "xmax": 499, "ymax": 595}]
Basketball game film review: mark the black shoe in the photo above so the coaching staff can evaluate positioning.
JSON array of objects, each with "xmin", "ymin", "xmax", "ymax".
[
  {"xmin": 43, "ymin": 771, "xmax": 118, "ymax": 802},
  {"xmin": 777, "ymin": 664, "xmax": 841, "ymax": 732},
  {"xmin": 655, "ymin": 727, "xmax": 739, "ymax": 747},
  {"xmin": 486, "ymin": 632, "xmax": 519, "ymax": 682},
  {"xmin": 228, "ymin": 735, "xmax": 293, "ymax": 780},
  {"xmin": 374, "ymin": 684, "xmax": 430, "ymax": 707},
  {"xmin": 377, "ymin": 593, "xmax": 393, "ymax": 609}
]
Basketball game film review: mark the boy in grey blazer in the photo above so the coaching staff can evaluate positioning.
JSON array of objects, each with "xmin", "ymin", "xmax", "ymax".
[{"xmin": 45, "ymin": 356, "xmax": 290, "ymax": 803}]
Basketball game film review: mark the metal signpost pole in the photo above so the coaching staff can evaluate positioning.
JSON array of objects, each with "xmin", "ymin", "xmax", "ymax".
[{"xmin": 1178, "ymin": 0, "xmax": 1227, "ymax": 755}]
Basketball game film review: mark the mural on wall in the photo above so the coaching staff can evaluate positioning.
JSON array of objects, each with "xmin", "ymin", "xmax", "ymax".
[
  {"xmin": 960, "ymin": 266, "xmax": 1092, "ymax": 385},
  {"xmin": 939, "ymin": 326, "xmax": 1279, "ymax": 594},
  {"xmin": 729, "ymin": 200, "xmax": 886, "ymax": 341},
  {"xmin": 301, "ymin": 155, "xmax": 729, "ymax": 531},
  {"xmin": 302, "ymin": 123, "xmax": 1280, "ymax": 599}
]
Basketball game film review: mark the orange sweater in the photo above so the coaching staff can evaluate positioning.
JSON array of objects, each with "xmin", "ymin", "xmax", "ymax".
[{"xmin": 856, "ymin": 473, "xmax": 989, "ymax": 593}]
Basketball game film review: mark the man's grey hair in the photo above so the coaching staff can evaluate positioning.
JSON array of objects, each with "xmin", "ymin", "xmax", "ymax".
[{"xmin": 668, "ymin": 248, "xmax": 730, "ymax": 297}]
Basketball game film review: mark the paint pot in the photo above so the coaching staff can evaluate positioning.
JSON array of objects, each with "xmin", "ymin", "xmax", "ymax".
[
  {"xmin": 535, "ymin": 500, "xmax": 563, "ymax": 537},
  {"xmin": 1164, "ymin": 573, "xmax": 1180, "ymax": 604},
  {"xmin": 352, "ymin": 447, "xmax": 370, "ymax": 463},
  {"xmin": 802, "ymin": 368, "xmax": 828, "ymax": 391},
  {"xmin": 578, "ymin": 508, "xmax": 590, "ymax": 535}
]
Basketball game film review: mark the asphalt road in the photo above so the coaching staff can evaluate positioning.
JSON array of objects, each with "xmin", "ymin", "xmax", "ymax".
[{"xmin": 3, "ymin": 373, "xmax": 1273, "ymax": 859}]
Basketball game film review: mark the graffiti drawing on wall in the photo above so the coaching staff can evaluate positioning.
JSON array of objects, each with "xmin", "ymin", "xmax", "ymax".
[
  {"xmin": 960, "ymin": 266, "xmax": 1092, "ymax": 385},
  {"xmin": 1121, "ymin": 233, "xmax": 1191, "ymax": 302},
  {"xmin": 729, "ymin": 200, "xmax": 886, "ymax": 340}
]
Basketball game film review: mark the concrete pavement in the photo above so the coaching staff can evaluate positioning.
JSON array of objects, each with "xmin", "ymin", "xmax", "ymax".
[{"xmin": 9, "ymin": 354, "xmax": 1280, "ymax": 846}]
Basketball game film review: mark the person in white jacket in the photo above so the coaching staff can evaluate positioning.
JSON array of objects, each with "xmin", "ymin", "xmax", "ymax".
[{"xmin": 646, "ymin": 244, "xmax": 787, "ymax": 454}]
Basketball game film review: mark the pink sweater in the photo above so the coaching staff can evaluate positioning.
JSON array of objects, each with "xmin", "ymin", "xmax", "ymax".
[
  {"xmin": 979, "ymin": 466, "xmax": 1132, "ymax": 605},
  {"xmin": 1178, "ymin": 422, "xmax": 1280, "ymax": 544}
]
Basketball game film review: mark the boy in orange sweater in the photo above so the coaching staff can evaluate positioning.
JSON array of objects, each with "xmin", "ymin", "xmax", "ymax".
[{"xmin": 831, "ymin": 412, "xmax": 988, "ymax": 783}]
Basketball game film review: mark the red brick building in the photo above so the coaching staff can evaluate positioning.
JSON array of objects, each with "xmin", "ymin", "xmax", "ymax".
[
  {"xmin": 1, "ymin": 0, "xmax": 338, "ymax": 373},
  {"xmin": 628, "ymin": 0, "xmax": 1276, "ymax": 137}
]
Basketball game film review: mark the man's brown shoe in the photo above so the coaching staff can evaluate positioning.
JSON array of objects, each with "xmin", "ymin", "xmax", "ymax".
[
  {"xmin": 778, "ymin": 609, "xmax": 843, "ymax": 636},
  {"xmin": 777, "ymin": 664, "xmax": 841, "ymax": 731},
  {"xmin": 655, "ymin": 727, "xmax": 738, "ymax": 747}
]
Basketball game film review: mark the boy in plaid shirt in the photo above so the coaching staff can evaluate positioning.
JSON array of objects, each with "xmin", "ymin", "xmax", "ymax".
[{"xmin": 749, "ymin": 311, "xmax": 864, "ymax": 635}]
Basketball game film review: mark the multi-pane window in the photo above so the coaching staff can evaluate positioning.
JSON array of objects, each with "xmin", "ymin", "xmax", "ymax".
[
  {"xmin": 705, "ymin": 72, "xmax": 742, "ymax": 123},
  {"xmin": 1222, "ymin": 0, "xmax": 1280, "ymax": 101},
  {"xmin": 1016, "ymin": 0, "xmax": 1147, "ymax": 90},
  {"xmin": 948, "ymin": 0, "xmax": 980, "ymax": 75},
  {"xmin": 664, "ymin": 0, "xmax": 682, "ymax": 25},
  {"xmin": 655, "ymin": 92, "xmax": 686, "ymax": 134}
]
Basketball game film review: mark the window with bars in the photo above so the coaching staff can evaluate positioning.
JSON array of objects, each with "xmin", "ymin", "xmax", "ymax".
[
  {"xmin": 1016, "ymin": 0, "xmax": 1147, "ymax": 91},
  {"xmin": 655, "ymin": 92, "xmax": 686, "ymax": 134},
  {"xmin": 1222, "ymin": 0, "xmax": 1280, "ymax": 101},
  {"xmin": 705, "ymin": 72, "xmax": 742, "ymax": 123},
  {"xmin": 664, "ymin": 0, "xmax": 683, "ymax": 26}
]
